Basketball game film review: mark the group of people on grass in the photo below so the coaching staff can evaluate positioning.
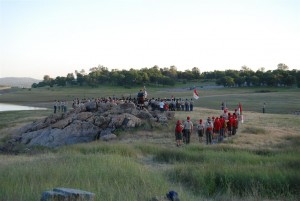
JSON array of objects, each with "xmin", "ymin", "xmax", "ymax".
[
  {"xmin": 53, "ymin": 100, "xmax": 68, "ymax": 113},
  {"xmin": 175, "ymin": 108, "xmax": 242, "ymax": 146}
]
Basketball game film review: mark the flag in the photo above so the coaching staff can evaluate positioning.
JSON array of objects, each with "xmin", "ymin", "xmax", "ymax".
[{"xmin": 193, "ymin": 89, "xmax": 199, "ymax": 99}]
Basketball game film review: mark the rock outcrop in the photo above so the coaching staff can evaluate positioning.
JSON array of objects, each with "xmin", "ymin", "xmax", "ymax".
[
  {"xmin": 4, "ymin": 101, "xmax": 175, "ymax": 149},
  {"xmin": 40, "ymin": 188, "xmax": 95, "ymax": 201}
]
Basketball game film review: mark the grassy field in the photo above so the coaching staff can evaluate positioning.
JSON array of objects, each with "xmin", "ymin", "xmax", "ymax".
[
  {"xmin": 0, "ymin": 86, "xmax": 300, "ymax": 201},
  {"xmin": 1, "ymin": 85, "xmax": 299, "ymax": 114}
]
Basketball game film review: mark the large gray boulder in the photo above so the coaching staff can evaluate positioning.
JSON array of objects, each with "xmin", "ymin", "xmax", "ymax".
[
  {"xmin": 41, "ymin": 188, "xmax": 95, "ymax": 201},
  {"xmin": 21, "ymin": 121, "xmax": 101, "ymax": 147},
  {"xmin": 109, "ymin": 113, "xmax": 142, "ymax": 128},
  {"xmin": 7, "ymin": 101, "xmax": 175, "ymax": 149},
  {"xmin": 136, "ymin": 109, "xmax": 154, "ymax": 119}
]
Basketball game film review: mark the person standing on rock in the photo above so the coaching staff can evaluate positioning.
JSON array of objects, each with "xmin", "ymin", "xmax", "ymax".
[
  {"xmin": 54, "ymin": 100, "xmax": 58, "ymax": 113},
  {"xmin": 183, "ymin": 116, "xmax": 193, "ymax": 144},
  {"xmin": 63, "ymin": 100, "xmax": 67, "ymax": 113},
  {"xmin": 137, "ymin": 89, "xmax": 145, "ymax": 110},
  {"xmin": 180, "ymin": 99, "xmax": 185, "ymax": 111},
  {"xmin": 159, "ymin": 99, "xmax": 165, "ymax": 112},
  {"xmin": 58, "ymin": 100, "xmax": 61, "ymax": 112},
  {"xmin": 185, "ymin": 99, "xmax": 190, "ymax": 111}
]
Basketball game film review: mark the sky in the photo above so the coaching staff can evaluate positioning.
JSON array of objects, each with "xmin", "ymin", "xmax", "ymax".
[{"xmin": 1, "ymin": 0, "xmax": 300, "ymax": 80}]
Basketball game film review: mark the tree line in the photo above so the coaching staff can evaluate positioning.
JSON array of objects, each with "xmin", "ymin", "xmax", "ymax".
[{"xmin": 32, "ymin": 63, "xmax": 300, "ymax": 88}]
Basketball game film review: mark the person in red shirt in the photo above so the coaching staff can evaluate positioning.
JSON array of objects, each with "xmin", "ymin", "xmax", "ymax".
[
  {"xmin": 228, "ymin": 114, "xmax": 236, "ymax": 136},
  {"xmin": 219, "ymin": 116, "xmax": 225, "ymax": 140},
  {"xmin": 164, "ymin": 102, "xmax": 169, "ymax": 111},
  {"xmin": 174, "ymin": 120, "xmax": 183, "ymax": 147},
  {"xmin": 214, "ymin": 117, "xmax": 221, "ymax": 142},
  {"xmin": 232, "ymin": 113, "xmax": 238, "ymax": 135}
]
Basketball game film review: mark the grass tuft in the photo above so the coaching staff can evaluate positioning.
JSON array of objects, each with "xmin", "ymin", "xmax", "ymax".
[{"xmin": 242, "ymin": 126, "xmax": 267, "ymax": 134}]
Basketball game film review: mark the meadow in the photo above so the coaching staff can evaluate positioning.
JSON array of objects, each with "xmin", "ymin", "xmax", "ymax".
[{"xmin": 0, "ymin": 85, "xmax": 299, "ymax": 201}]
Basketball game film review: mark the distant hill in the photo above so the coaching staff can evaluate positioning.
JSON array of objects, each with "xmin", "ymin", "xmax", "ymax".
[{"xmin": 0, "ymin": 77, "xmax": 41, "ymax": 88}]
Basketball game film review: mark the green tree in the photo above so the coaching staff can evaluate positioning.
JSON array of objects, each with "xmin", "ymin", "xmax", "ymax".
[
  {"xmin": 264, "ymin": 71, "xmax": 277, "ymax": 86},
  {"xmin": 42, "ymin": 75, "xmax": 54, "ymax": 87},
  {"xmin": 225, "ymin": 70, "xmax": 239, "ymax": 79},
  {"xmin": 110, "ymin": 70, "xmax": 122, "ymax": 86},
  {"xmin": 234, "ymin": 76, "xmax": 246, "ymax": 87},
  {"xmin": 181, "ymin": 70, "xmax": 194, "ymax": 80},
  {"xmin": 250, "ymin": 75, "xmax": 260, "ymax": 86},
  {"xmin": 55, "ymin": 76, "xmax": 67, "ymax": 86},
  {"xmin": 76, "ymin": 73, "xmax": 85, "ymax": 86},
  {"xmin": 192, "ymin": 67, "xmax": 201, "ymax": 79},
  {"xmin": 214, "ymin": 71, "xmax": 225, "ymax": 79},
  {"xmin": 277, "ymin": 63, "xmax": 289, "ymax": 70},
  {"xmin": 148, "ymin": 66, "xmax": 163, "ymax": 85},
  {"xmin": 296, "ymin": 71, "xmax": 300, "ymax": 88},
  {"xmin": 255, "ymin": 69, "xmax": 265, "ymax": 86},
  {"xmin": 217, "ymin": 76, "xmax": 235, "ymax": 87},
  {"xmin": 31, "ymin": 83, "xmax": 38, "ymax": 88},
  {"xmin": 66, "ymin": 73, "xmax": 75, "ymax": 85}
]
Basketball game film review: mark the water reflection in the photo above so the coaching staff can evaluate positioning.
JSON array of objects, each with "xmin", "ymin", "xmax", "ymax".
[{"xmin": 0, "ymin": 103, "xmax": 48, "ymax": 112}]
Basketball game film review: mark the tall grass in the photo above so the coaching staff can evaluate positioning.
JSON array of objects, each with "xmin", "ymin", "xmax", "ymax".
[
  {"xmin": 0, "ymin": 152, "xmax": 169, "ymax": 201},
  {"xmin": 155, "ymin": 145, "xmax": 300, "ymax": 199},
  {"xmin": 131, "ymin": 143, "xmax": 300, "ymax": 200},
  {"xmin": 1, "ymin": 86, "xmax": 300, "ymax": 200},
  {"xmin": 0, "ymin": 110, "xmax": 51, "ymax": 130}
]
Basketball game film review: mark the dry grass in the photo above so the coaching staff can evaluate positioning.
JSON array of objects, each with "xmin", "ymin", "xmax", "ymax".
[
  {"xmin": 122, "ymin": 107, "xmax": 300, "ymax": 151},
  {"xmin": 1, "ymin": 107, "xmax": 300, "ymax": 200}
]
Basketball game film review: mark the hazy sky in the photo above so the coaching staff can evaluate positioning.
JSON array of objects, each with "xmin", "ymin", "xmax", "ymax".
[{"xmin": 1, "ymin": 0, "xmax": 299, "ymax": 79}]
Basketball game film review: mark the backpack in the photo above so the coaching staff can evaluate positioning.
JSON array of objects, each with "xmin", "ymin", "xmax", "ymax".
[
  {"xmin": 175, "ymin": 124, "xmax": 182, "ymax": 132},
  {"xmin": 166, "ymin": 191, "xmax": 180, "ymax": 201}
]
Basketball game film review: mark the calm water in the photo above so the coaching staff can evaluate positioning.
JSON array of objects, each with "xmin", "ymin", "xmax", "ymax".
[{"xmin": 0, "ymin": 103, "xmax": 48, "ymax": 112}]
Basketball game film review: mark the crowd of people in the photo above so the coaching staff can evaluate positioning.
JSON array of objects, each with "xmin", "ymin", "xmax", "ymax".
[
  {"xmin": 175, "ymin": 107, "xmax": 242, "ymax": 146},
  {"xmin": 53, "ymin": 89, "xmax": 243, "ymax": 148},
  {"xmin": 53, "ymin": 95, "xmax": 197, "ymax": 114}
]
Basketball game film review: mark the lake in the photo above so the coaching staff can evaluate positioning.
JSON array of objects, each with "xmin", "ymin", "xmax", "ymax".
[{"xmin": 0, "ymin": 103, "xmax": 48, "ymax": 112}]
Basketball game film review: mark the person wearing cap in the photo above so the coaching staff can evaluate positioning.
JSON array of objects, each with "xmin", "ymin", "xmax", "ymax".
[
  {"xmin": 174, "ymin": 120, "xmax": 184, "ymax": 147},
  {"xmin": 213, "ymin": 117, "xmax": 221, "ymax": 142},
  {"xmin": 196, "ymin": 119, "xmax": 205, "ymax": 143},
  {"xmin": 222, "ymin": 109, "xmax": 228, "ymax": 120},
  {"xmin": 219, "ymin": 116, "xmax": 225, "ymax": 140},
  {"xmin": 183, "ymin": 116, "xmax": 193, "ymax": 144},
  {"xmin": 185, "ymin": 99, "xmax": 190, "ymax": 111},
  {"xmin": 137, "ymin": 89, "xmax": 145, "ymax": 109},
  {"xmin": 180, "ymin": 99, "xmax": 185, "ymax": 111},
  {"xmin": 231, "ymin": 114, "xmax": 238, "ymax": 135},
  {"xmin": 205, "ymin": 117, "xmax": 214, "ymax": 145},
  {"xmin": 227, "ymin": 113, "xmax": 233, "ymax": 136}
]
